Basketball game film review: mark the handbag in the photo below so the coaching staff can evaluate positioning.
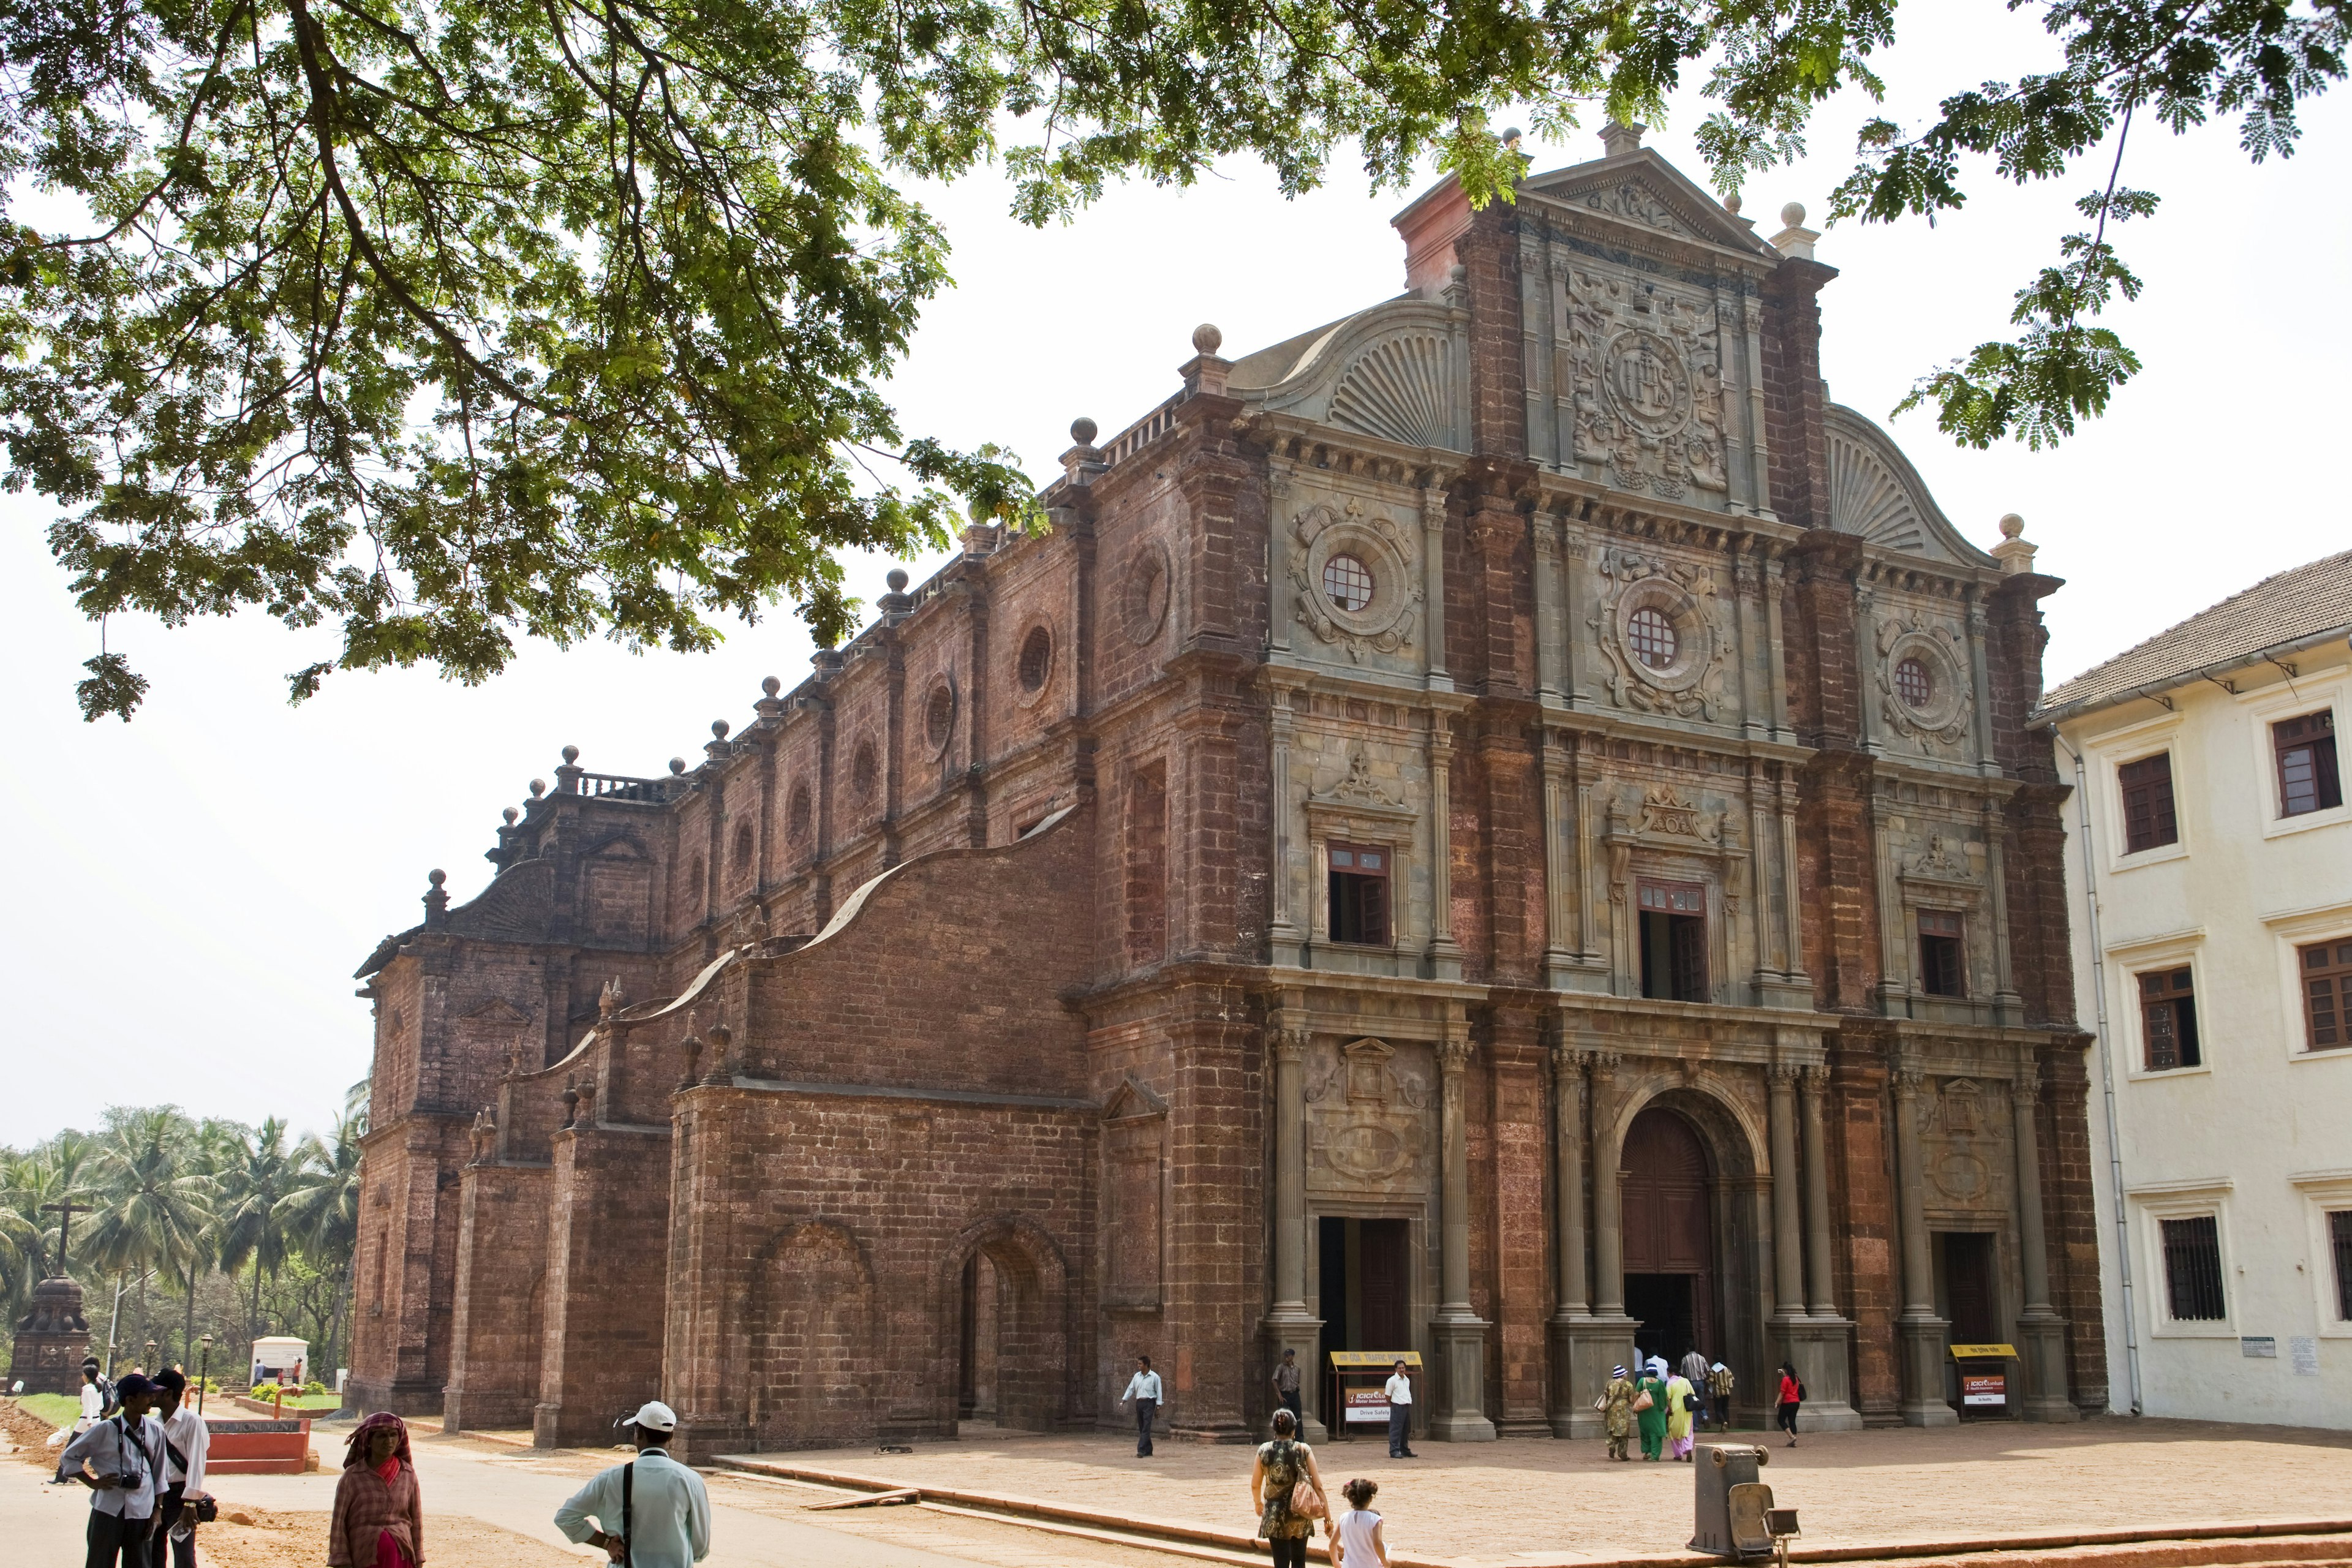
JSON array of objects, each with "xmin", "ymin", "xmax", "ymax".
[
  {"xmin": 1632, "ymin": 1387, "xmax": 1654, "ymax": 1412},
  {"xmin": 1591, "ymin": 1391, "xmax": 1608, "ymax": 1413},
  {"xmin": 1289, "ymin": 1476, "xmax": 1327, "ymax": 1520}
]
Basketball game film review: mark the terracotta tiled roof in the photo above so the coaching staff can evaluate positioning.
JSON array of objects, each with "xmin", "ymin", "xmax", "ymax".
[{"xmin": 2039, "ymin": 548, "xmax": 2352, "ymax": 718}]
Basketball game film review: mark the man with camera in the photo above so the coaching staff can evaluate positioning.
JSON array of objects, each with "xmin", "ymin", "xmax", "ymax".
[
  {"xmin": 54, "ymin": 1371, "xmax": 164, "ymax": 1568},
  {"xmin": 148, "ymin": 1369, "xmax": 210, "ymax": 1568},
  {"xmin": 554, "ymin": 1400, "xmax": 710, "ymax": 1567}
]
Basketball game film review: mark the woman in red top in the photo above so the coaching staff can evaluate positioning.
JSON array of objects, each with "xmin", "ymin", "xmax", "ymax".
[
  {"xmin": 328, "ymin": 1412, "xmax": 424, "ymax": 1567},
  {"xmin": 1774, "ymin": 1363, "xmax": 1802, "ymax": 1448}
]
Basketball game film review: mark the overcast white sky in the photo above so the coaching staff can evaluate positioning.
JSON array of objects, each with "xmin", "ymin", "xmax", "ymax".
[{"xmin": 4, "ymin": 6, "xmax": 2346, "ymax": 1149}]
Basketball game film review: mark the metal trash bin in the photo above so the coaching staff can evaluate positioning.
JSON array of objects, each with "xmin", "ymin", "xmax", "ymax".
[{"xmin": 1689, "ymin": 1442, "xmax": 1772, "ymax": 1556}]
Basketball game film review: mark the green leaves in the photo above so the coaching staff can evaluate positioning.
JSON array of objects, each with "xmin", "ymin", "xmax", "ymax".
[{"xmin": 2, "ymin": 0, "xmax": 2348, "ymax": 714}]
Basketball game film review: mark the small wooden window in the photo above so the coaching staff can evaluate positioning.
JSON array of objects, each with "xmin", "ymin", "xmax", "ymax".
[
  {"xmin": 2160, "ymin": 1215, "xmax": 2225, "ymax": 1321},
  {"xmin": 1327, "ymin": 842, "xmax": 1391, "ymax": 946},
  {"xmin": 2331, "ymin": 1210, "xmax": 2352, "ymax": 1322},
  {"xmin": 2274, "ymin": 710, "xmax": 2343, "ymax": 817},
  {"xmin": 2301, "ymin": 939, "xmax": 2352, "ymax": 1050},
  {"xmin": 1917, "ymin": 909, "xmax": 1966, "ymax": 998},
  {"xmin": 2119, "ymin": 752, "xmax": 2178, "ymax": 853},
  {"xmin": 1637, "ymin": 880, "xmax": 1708, "ymax": 1002},
  {"xmin": 2138, "ymin": 967, "xmax": 2200, "ymax": 1071}
]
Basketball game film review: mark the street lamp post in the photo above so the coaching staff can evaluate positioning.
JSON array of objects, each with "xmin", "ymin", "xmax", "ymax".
[
  {"xmin": 144, "ymin": 1340, "xmax": 156, "ymax": 1373},
  {"xmin": 197, "ymin": 1335, "xmax": 213, "ymax": 1414}
]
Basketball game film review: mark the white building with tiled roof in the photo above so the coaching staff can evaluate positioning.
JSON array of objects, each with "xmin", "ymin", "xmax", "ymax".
[{"xmin": 2038, "ymin": 549, "xmax": 2352, "ymax": 1427}]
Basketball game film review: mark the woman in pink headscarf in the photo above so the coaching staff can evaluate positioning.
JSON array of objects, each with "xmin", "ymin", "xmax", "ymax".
[{"xmin": 328, "ymin": 1412, "xmax": 423, "ymax": 1567}]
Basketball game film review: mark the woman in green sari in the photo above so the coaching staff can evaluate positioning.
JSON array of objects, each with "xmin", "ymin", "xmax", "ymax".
[{"xmin": 1634, "ymin": 1364, "xmax": 1670, "ymax": 1461}]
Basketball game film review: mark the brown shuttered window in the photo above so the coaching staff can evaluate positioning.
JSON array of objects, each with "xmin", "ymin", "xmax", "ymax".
[
  {"xmin": 1637, "ymin": 880, "xmax": 1708, "ymax": 1002},
  {"xmin": 1918, "ymin": 909, "xmax": 1966, "ymax": 998},
  {"xmin": 2160, "ymin": 1215, "xmax": 2226, "ymax": 1321},
  {"xmin": 2138, "ymin": 967, "xmax": 2201, "ymax": 1071},
  {"xmin": 2301, "ymin": 940, "xmax": 2352, "ymax": 1051},
  {"xmin": 2119, "ymin": 752, "xmax": 2178, "ymax": 853},
  {"xmin": 1327, "ymin": 842, "xmax": 1390, "ymax": 946},
  {"xmin": 2332, "ymin": 1212, "xmax": 2352, "ymax": 1322},
  {"xmin": 2275, "ymin": 710, "xmax": 2343, "ymax": 818}
]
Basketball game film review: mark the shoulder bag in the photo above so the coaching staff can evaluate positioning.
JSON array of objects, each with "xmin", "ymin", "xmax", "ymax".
[
  {"xmin": 620, "ymin": 1460, "xmax": 633, "ymax": 1566},
  {"xmin": 1632, "ymin": 1387, "xmax": 1654, "ymax": 1412}
]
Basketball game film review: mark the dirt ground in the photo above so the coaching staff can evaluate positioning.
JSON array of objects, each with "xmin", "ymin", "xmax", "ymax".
[{"xmin": 189, "ymin": 1506, "xmax": 587, "ymax": 1568}]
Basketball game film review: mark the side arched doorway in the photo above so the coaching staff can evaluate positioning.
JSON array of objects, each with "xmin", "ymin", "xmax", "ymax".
[
  {"xmin": 941, "ymin": 1219, "xmax": 1069, "ymax": 1436},
  {"xmin": 1622, "ymin": 1106, "xmax": 1716, "ymax": 1363}
]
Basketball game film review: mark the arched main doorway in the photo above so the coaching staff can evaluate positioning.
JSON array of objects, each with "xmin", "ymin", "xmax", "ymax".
[{"xmin": 1622, "ymin": 1106, "xmax": 1716, "ymax": 1363}]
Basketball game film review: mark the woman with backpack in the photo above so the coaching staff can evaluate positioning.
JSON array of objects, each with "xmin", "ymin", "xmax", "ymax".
[
  {"xmin": 1249, "ymin": 1408, "xmax": 1329, "ymax": 1568},
  {"xmin": 1775, "ymin": 1362, "xmax": 1803, "ymax": 1447}
]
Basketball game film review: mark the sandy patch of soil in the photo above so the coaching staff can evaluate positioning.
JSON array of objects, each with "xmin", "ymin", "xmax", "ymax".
[{"xmin": 191, "ymin": 1507, "xmax": 590, "ymax": 1568}]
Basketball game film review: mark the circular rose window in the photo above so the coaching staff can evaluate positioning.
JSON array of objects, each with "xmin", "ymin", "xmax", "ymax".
[
  {"xmin": 1894, "ymin": 656, "xmax": 1934, "ymax": 708},
  {"xmin": 1017, "ymin": 625, "xmax": 1052, "ymax": 693},
  {"xmin": 1627, "ymin": 605, "xmax": 1678, "ymax": 669},
  {"xmin": 1322, "ymin": 552, "xmax": 1374, "ymax": 613}
]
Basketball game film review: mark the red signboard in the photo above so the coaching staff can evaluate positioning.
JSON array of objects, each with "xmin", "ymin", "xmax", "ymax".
[
  {"xmin": 1961, "ymin": 1373, "xmax": 2006, "ymax": 1408},
  {"xmin": 1343, "ymin": 1388, "xmax": 1391, "ymax": 1424}
]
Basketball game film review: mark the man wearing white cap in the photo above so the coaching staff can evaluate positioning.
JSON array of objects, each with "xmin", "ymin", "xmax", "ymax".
[{"xmin": 554, "ymin": 1401, "xmax": 710, "ymax": 1566}]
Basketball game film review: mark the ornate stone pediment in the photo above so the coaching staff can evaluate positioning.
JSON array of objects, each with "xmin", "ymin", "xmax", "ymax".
[
  {"xmin": 1560, "ymin": 280, "xmax": 1730, "ymax": 502},
  {"xmin": 1306, "ymin": 1038, "xmax": 1432, "ymax": 1197},
  {"xmin": 1635, "ymin": 784, "xmax": 1719, "ymax": 845},
  {"xmin": 1523, "ymin": 154, "xmax": 1774, "ymax": 256},
  {"xmin": 1102, "ymin": 1072, "xmax": 1169, "ymax": 1123},
  {"xmin": 1828, "ymin": 405, "xmax": 1993, "ymax": 568},
  {"xmin": 1905, "ymin": 833, "xmax": 1975, "ymax": 885}
]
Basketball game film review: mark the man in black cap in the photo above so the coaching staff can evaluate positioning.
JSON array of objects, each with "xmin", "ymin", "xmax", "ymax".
[
  {"xmin": 55, "ymin": 1371, "xmax": 164, "ymax": 1568},
  {"xmin": 148, "ymin": 1369, "xmax": 209, "ymax": 1568}
]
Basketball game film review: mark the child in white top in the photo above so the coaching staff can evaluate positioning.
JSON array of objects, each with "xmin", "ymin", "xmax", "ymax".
[{"xmin": 1333, "ymin": 1477, "xmax": 1389, "ymax": 1568}]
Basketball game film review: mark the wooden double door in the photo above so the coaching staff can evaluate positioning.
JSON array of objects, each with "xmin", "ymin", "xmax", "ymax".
[{"xmin": 1621, "ymin": 1107, "xmax": 1717, "ymax": 1360}]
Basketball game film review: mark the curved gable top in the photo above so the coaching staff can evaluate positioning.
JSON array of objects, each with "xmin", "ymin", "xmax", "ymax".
[
  {"xmin": 1235, "ymin": 296, "xmax": 1468, "ymax": 453},
  {"xmin": 1825, "ymin": 405, "xmax": 1993, "ymax": 569}
]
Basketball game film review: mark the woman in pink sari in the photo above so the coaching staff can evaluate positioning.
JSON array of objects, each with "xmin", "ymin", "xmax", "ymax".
[{"xmin": 328, "ymin": 1413, "xmax": 423, "ymax": 1567}]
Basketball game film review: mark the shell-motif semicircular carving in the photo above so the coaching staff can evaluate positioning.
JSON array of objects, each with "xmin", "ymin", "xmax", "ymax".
[
  {"xmin": 1828, "ymin": 424, "xmax": 1932, "ymax": 555},
  {"xmin": 1328, "ymin": 333, "xmax": 1458, "ymax": 450}
]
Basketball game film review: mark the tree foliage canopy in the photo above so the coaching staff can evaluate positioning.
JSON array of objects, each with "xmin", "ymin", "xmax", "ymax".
[{"xmin": 2, "ymin": 0, "xmax": 2343, "ymax": 718}]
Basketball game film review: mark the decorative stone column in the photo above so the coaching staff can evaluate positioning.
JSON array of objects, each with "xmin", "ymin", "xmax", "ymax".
[
  {"xmin": 2011, "ymin": 1064, "xmax": 2076, "ymax": 1422},
  {"xmin": 1591, "ymin": 1054, "xmax": 1626, "ymax": 1317},
  {"xmin": 1768, "ymin": 1063, "xmax": 1807, "ymax": 1317},
  {"xmin": 1775, "ymin": 1062, "xmax": 1863, "ymax": 1429},
  {"xmin": 1893, "ymin": 1064, "xmax": 1958, "ymax": 1425},
  {"xmin": 1262, "ymin": 1020, "xmax": 1327, "ymax": 1438},
  {"xmin": 1428, "ymin": 1025, "xmax": 1495, "ymax": 1441},
  {"xmin": 1427, "ymin": 718, "xmax": 1463, "ymax": 981},
  {"xmin": 1562, "ymin": 1050, "xmax": 1637, "ymax": 1423},
  {"xmin": 1268, "ymin": 691, "xmax": 1303, "ymax": 965}
]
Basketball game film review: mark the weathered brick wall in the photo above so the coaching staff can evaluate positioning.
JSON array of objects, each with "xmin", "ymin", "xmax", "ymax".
[
  {"xmin": 1827, "ymin": 1035, "xmax": 1899, "ymax": 1420},
  {"xmin": 534, "ymin": 1125, "xmax": 673, "ymax": 1446},
  {"xmin": 442, "ymin": 1161, "xmax": 549, "ymax": 1431}
]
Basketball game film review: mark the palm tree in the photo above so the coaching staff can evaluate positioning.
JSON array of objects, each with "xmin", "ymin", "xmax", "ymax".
[
  {"xmin": 278, "ymin": 1112, "xmax": 364, "ymax": 1370},
  {"xmin": 0, "ymin": 1155, "xmax": 47, "ymax": 1316},
  {"xmin": 214, "ymin": 1119, "xmax": 312, "ymax": 1343},
  {"xmin": 81, "ymin": 1109, "xmax": 211, "ymax": 1366}
]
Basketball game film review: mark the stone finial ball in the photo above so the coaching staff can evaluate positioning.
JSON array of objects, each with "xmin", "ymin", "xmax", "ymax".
[
  {"xmin": 529, "ymin": 778, "xmax": 546, "ymax": 797},
  {"xmin": 1070, "ymin": 417, "xmax": 1098, "ymax": 446},
  {"xmin": 502, "ymin": 807, "xmax": 519, "ymax": 824},
  {"xmin": 1723, "ymin": 193, "xmax": 1742, "ymax": 216},
  {"xmin": 560, "ymin": 744, "xmax": 579, "ymax": 764},
  {"xmin": 886, "ymin": 568, "xmax": 909, "ymax": 592},
  {"xmin": 1449, "ymin": 263, "xmax": 1468, "ymax": 282},
  {"xmin": 2000, "ymin": 513, "xmax": 2026, "ymax": 538},
  {"xmin": 711, "ymin": 718, "xmax": 731, "ymax": 740},
  {"xmin": 669, "ymin": 757, "xmax": 688, "ymax": 775},
  {"xmin": 1191, "ymin": 323, "xmax": 1223, "ymax": 355},
  {"xmin": 1781, "ymin": 202, "xmax": 1806, "ymax": 228},
  {"xmin": 1501, "ymin": 126, "xmax": 1522, "ymax": 145},
  {"xmin": 428, "ymin": 869, "xmax": 447, "ymax": 887},
  {"xmin": 761, "ymin": 674, "xmax": 781, "ymax": 696}
]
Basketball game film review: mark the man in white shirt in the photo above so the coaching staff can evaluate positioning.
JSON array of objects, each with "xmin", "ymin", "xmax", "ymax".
[
  {"xmin": 1118, "ymin": 1354, "xmax": 1162, "ymax": 1457},
  {"xmin": 148, "ymin": 1369, "xmax": 208, "ymax": 1568},
  {"xmin": 55, "ymin": 1371, "xmax": 164, "ymax": 1568},
  {"xmin": 1383, "ymin": 1360, "xmax": 1416, "ymax": 1459},
  {"xmin": 77, "ymin": 1360, "xmax": 110, "ymax": 1431},
  {"xmin": 554, "ymin": 1400, "xmax": 710, "ymax": 1567}
]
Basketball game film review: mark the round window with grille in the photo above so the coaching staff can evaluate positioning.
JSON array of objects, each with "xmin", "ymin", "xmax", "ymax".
[
  {"xmin": 1322, "ymin": 552, "xmax": 1374, "ymax": 613},
  {"xmin": 1018, "ymin": 625, "xmax": 1053, "ymax": 693},
  {"xmin": 1894, "ymin": 656, "xmax": 1934, "ymax": 709},
  {"xmin": 1626, "ymin": 605, "xmax": 1677, "ymax": 669}
]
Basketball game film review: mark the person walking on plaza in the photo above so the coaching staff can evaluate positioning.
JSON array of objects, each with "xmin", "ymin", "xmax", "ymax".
[
  {"xmin": 1249, "ymin": 1408, "xmax": 1328, "ymax": 1568},
  {"xmin": 1678, "ymin": 1348, "xmax": 1712, "ymax": 1429},
  {"xmin": 330, "ymin": 1413, "xmax": 423, "ymax": 1568},
  {"xmin": 1120, "ymin": 1354, "xmax": 1163, "ymax": 1457},
  {"xmin": 148, "ymin": 1370, "xmax": 208, "ymax": 1568},
  {"xmin": 555, "ymin": 1401, "xmax": 710, "ymax": 1567},
  {"xmin": 1707, "ymin": 1362, "xmax": 1736, "ymax": 1431},
  {"xmin": 1663, "ymin": 1365, "xmax": 1698, "ymax": 1461},
  {"xmin": 55, "ymin": 1371, "xmax": 164, "ymax": 1568},
  {"xmin": 77, "ymin": 1359, "xmax": 111, "ymax": 1431},
  {"xmin": 1272, "ymin": 1348, "xmax": 1303, "ymax": 1431},
  {"xmin": 1775, "ymin": 1363, "xmax": 1803, "ymax": 1447},
  {"xmin": 1600, "ymin": 1365, "xmax": 1636, "ymax": 1461},
  {"xmin": 1332, "ymin": 1477, "xmax": 1389, "ymax": 1568},
  {"xmin": 1382, "ymin": 1360, "xmax": 1415, "ymax": 1459},
  {"xmin": 1633, "ymin": 1362, "xmax": 1668, "ymax": 1461}
]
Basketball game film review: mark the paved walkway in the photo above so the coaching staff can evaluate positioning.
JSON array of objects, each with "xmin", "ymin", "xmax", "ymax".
[{"xmin": 752, "ymin": 1417, "xmax": 2352, "ymax": 1566}]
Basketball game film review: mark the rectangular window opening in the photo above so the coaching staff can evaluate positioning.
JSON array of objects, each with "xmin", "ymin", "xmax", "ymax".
[
  {"xmin": 2138, "ymin": 966, "xmax": 2201, "ymax": 1071},
  {"xmin": 2160, "ymin": 1214, "xmax": 2226, "ymax": 1322},
  {"xmin": 2275, "ymin": 710, "xmax": 2343, "ymax": 818},
  {"xmin": 2331, "ymin": 1211, "xmax": 2352, "ymax": 1323},
  {"xmin": 2119, "ymin": 752, "xmax": 2179, "ymax": 853},
  {"xmin": 1918, "ymin": 909, "xmax": 1966, "ymax": 998},
  {"xmin": 1327, "ymin": 842, "xmax": 1390, "ymax": 947},
  {"xmin": 1637, "ymin": 881, "xmax": 1708, "ymax": 1003},
  {"xmin": 2300, "ymin": 940, "xmax": 2352, "ymax": 1051}
]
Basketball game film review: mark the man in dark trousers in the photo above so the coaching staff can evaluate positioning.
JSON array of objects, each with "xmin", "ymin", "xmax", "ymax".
[
  {"xmin": 55, "ymin": 1371, "xmax": 162, "ymax": 1568},
  {"xmin": 148, "ymin": 1370, "xmax": 208, "ymax": 1568},
  {"xmin": 1118, "ymin": 1354, "xmax": 1161, "ymax": 1457},
  {"xmin": 1384, "ymin": 1359, "xmax": 1416, "ymax": 1458},
  {"xmin": 1272, "ymin": 1348, "xmax": 1303, "ymax": 1430}
]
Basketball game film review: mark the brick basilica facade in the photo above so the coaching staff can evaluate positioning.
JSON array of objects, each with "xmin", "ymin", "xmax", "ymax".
[{"xmin": 347, "ymin": 129, "xmax": 2105, "ymax": 1455}]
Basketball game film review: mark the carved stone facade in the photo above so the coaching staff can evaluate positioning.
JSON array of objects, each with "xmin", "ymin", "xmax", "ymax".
[{"xmin": 347, "ymin": 128, "xmax": 2098, "ymax": 1453}]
